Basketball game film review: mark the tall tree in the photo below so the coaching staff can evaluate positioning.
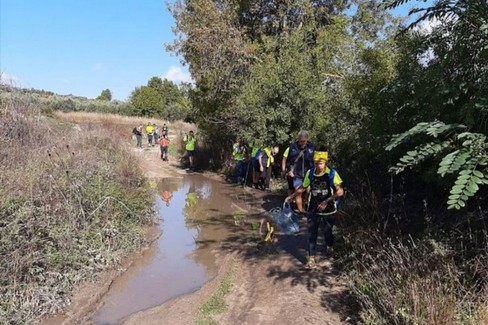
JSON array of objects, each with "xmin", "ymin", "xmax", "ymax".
[
  {"xmin": 385, "ymin": 0, "xmax": 488, "ymax": 209},
  {"xmin": 96, "ymin": 89, "xmax": 112, "ymax": 101}
]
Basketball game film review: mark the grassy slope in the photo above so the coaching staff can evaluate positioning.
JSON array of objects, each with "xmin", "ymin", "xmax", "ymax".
[{"xmin": 0, "ymin": 95, "xmax": 154, "ymax": 324}]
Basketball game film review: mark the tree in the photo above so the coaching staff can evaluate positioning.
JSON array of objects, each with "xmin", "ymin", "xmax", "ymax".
[
  {"xmin": 96, "ymin": 89, "xmax": 112, "ymax": 101},
  {"xmin": 129, "ymin": 77, "xmax": 193, "ymax": 120},
  {"xmin": 385, "ymin": 0, "xmax": 488, "ymax": 209},
  {"xmin": 129, "ymin": 86, "xmax": 161, "ymax": 116}
]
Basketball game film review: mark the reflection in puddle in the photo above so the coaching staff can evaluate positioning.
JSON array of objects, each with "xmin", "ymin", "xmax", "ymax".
[{"xmin": 93, "ymin": 175, "xmax": 254, "ymax": 325}]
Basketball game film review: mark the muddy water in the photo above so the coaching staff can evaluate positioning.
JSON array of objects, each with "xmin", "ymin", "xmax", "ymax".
[{"xmin": 93, "ymin": 174, "xmax": 255, "ymax": 325}]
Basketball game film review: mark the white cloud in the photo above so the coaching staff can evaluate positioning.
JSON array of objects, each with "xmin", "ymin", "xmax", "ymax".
[
  {"xmin": 415, "ymin": 19, "xmax": 437, "ymax": 35},
  {"xmin": 162, "ymin": 66, "xmax": 193, "ymax": 84},
  {"xmin": 0, "ymin": 72, "xmax": 18, "ymax": 85}
]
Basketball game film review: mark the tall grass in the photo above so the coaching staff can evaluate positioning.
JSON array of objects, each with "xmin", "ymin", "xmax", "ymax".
[
  {"xmin": 0, "ymin": 89, "xmax": 154, "ymax": 324},
  {"xmin": 54, "ymin": 111, "xmax": 194, "ymax": 132},
  {"xmin": 338, "ymin": 179, "xmax": 488, "ymax": 325},
  {"xmin": 349, "ymin": 237, "xmax": 488, "ymax": 325}
]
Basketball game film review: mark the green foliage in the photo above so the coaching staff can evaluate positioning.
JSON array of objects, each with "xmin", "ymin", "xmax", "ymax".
[
  {"xmin": 96, "ymin": 88, "xmax": 112, "ymax": 101},
  {"xmin": 129, "ymin": 77, "xmax": 192, "ymax": 120},
  {"xmin": 387, "ymin": 121, "xmax": 488, "ymax": 209},
  {"xmin": 196, "ymin": 258, "xmax": 236, "ymax": 325},
  {"xmin": 130, "ymin": 86, "xmax": 162, "ymax": 116},
  {"xmin": 0, "ymin": 84, "xmax": 134, "ymax": 115}
]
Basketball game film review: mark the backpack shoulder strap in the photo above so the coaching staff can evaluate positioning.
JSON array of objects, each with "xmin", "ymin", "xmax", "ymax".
[
  {"xmin": 307, "ymin": 166, "xmax": 315, "ymax": 183},
  {"xmin": 328, "ymin": 168, "xmax": 335, "ymax": 188}
]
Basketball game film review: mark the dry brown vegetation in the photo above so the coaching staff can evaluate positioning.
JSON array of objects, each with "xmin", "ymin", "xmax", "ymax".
[
  {"xmin": 337, "ymin": 186, "xmax": 488, "ymax": 325},
  {"xmin": 0, "ymin": 92, "xmax": 154, "ymax": 324},
  {"xmin": 54, "ymin": 111, "xmax": 194, "ymax": 134}
]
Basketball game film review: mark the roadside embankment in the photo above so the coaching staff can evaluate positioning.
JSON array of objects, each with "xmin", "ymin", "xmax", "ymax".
[{"xmin": 0, "ymin": 94, "xmax": 154, "ymax": 324}]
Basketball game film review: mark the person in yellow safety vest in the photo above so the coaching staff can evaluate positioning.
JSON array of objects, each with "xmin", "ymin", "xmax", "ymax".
[
  {"xmin": 145, "ymin": 122, "xmax": 155, "ymax": 147},
  {"xmin": 232, "ymin": 141, "xmax": 247, "ymax": 184},
  {"xmin": 183, "ymin": 130, "xmax": 196, "ymax": 171},
  {"xmin": 251, "ymin": 143, "xmax": 263, "ymax": 189},
  {"xmin": 285, "ymin": 145, "xmax": 344, "ymax": 270},
  {"xmin": 281, "ymin": 146, "xmax": 294, "ymax": 196},
  {"xmin": 256, "ymin": 146, "xmax": 279, "ymax": 192}
]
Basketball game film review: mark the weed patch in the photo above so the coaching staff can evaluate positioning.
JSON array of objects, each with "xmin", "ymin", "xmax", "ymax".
[{"xmin": 196, "ymin": 258, "xmax": 236, "ymax": 325}]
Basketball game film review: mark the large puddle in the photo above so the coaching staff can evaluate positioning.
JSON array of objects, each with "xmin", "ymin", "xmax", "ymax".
[{"xmin": 93, "ymin": 174, "xmax": 256, "ymax": 325}]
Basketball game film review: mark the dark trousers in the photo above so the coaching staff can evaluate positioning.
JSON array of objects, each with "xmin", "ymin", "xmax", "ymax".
[
  {"xmin": 235, "ymin": 160, "xmax": 245, "ymax": 179},
  {"xmin": 261, "ymin": 166, "xmax": 271, "ymax": 190},
  {"xmin": 160, "ymin": 146, "xmax": 168, "ymax": 160},
  {"xmin": 307, "ymin": 213, "xmax": 336, "ymax": 256}
]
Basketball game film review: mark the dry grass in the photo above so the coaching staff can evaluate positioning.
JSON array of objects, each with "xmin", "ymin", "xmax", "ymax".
[
  {"xmin": 350, "ymin": 238, "xmax": 487, "ymax": 325},
  {"xmin": 1, "ymin": 91, "xmax": 154, "ymax": 324},
  {"xmin": 338, "ymin": 183, "xmax": 488, "ymax": 325},
  {"xmin": 54, "ymin": 111, "xmax": 194, "ymax": 132}
]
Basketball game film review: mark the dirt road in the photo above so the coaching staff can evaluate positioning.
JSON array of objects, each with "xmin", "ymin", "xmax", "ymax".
[
  {"xmin": 123, "ymin": 143, "xmax": 351, "ymax": 325},
  {"xmin": 42, "ymin": 138, "xmax": 351, "ymax": 325}
]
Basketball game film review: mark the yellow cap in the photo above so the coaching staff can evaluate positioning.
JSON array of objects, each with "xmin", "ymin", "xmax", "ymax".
[{"xmin": 313, "ymin": 151, "xmax": 328, "ymax": 163}]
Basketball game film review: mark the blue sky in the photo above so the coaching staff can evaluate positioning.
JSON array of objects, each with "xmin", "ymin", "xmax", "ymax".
[
  {"xmin": 1, "ymin": 1, "xmax": 430, "ymax": 101},
  {"xmin": 0, "ymin": 0, "xmax": 191, "ymax": 101}
]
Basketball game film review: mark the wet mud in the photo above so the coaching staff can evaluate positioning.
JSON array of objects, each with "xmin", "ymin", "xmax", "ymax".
[{"xmin": 93, "ymin": 174, "xmax": 261, "ymax": 324}]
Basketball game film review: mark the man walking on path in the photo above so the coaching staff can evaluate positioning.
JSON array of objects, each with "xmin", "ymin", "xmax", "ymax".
[
  {"xmin": 153, "ymin": 123, "xmax": 159, "ymax": 144},
  {"xmin": 256, "ymin": 146, "xmax": 279, "ymax": 192},
  {"xmin": 233, "ymin": 141, "xmax": 247, "ymax": 184},
  {"xmin": 145, "ymin": 122, "xmax": 155, "ymax": 147},
  {"xmin": 133, "ymin": 126, "xmax": 143, "ymax": 148},
  {"xmin": 159, "ymin": 134, "xmax": 170, "ymax": 161},
  {"xmin": 162, "ymin": 123, "xmax": 169, "ymax": 136},
  {"xmin": 183, "ymin": 130, "xmax": 196, "ymax": 170},
  {"xmin": 285, "ymin": 146, "xmax": 344, "ymax": 270},
  {"xmin": 284, "ymin": 130, "xmax": 315, "ymax": 214}
]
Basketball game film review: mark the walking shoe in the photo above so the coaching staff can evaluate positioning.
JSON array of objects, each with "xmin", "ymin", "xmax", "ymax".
[{"xmin": 302, "ymin": 257, "xmax": 316, "ymax": 270}]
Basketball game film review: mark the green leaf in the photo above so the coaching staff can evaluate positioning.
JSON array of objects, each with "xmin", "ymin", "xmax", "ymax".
[
  {"xmin": 447, "ymin": 199, "xmax": 459, "ymax": 205},
  {"xmin": 473, "ymin": 170, "xmax": 484, "ymax": 178},
  {"xmin": 467, "ymin": 181, "xmax": 479, "ymax": 193},
  {"xmin": 471, "ymin": 176, "xmax": 483, "ymax": 184},
  {"xmin": 407, "ymin": 150, "xmax": 417, "ymax": 157},
  {"xmin": 450, "ymin": 186, "xmax": 464, "ymax": 194},
  {"xmin": 454, "ymin": 178, "xmax": 468, "ymax": 185}
]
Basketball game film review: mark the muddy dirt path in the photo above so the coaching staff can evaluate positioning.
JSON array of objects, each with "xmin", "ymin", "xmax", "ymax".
[
  {"xmin": 42, "ymin": 136, "xmax": 351, "ymax": 325},
  {"xmin": 122, "ymin": 143, "xmax": 351, "ymax": 325}
]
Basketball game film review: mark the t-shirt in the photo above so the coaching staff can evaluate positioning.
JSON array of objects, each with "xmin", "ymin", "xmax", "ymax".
[{"xmin": 160, "ymin": 137, "xmax": 170, "ymax": 147}]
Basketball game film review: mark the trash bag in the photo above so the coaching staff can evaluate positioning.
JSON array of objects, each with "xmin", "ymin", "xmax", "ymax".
[{"xmin": 271, "ymin": 203, "xmax": 300, "ymax": 235}]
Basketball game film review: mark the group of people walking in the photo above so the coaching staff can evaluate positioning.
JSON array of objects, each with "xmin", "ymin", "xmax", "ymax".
[
  {"xmin": 132, "ymin": 122, "xmax": 197, "ymax": 170},
  {"xmin": 233, "ymin": 130, "xmax": 345, "ymax": 270},
  {"xmin": 132, "ymin": 122, "xmax": 170, "ymax": 160},
  {"xmin": 133, "ymin": 124, "xmax": 344, "ymax": 270}
]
